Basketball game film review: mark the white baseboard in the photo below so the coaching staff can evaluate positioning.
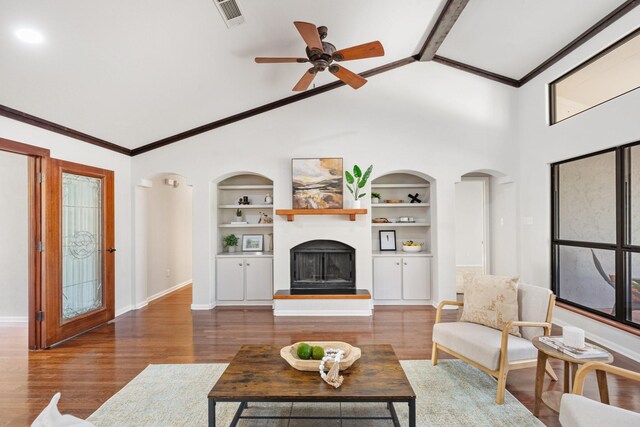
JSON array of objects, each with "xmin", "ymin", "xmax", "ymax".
[
  {"xmin": 554, "ymin": 308, "xmax": 640, "ymax": 362},
  {"xmin": 274, "ymin": 309, "xmax": 372, "ymax": 316},
  {"xmin": 115, "ymin": 306, "xmax": 132, "ymax": 317},
  {"xmin": 0, "ymin": 316, "xmax": 28, "ymax": 323},
  {"xmin": 133, "ymin": 301, "xmax": 148, "ymax": 310},
  {"xmin": 191, "ymin": 303, "xmax": 215, "ymax": 310},
  {"xmin": 147, "ymin": 280, "xmax": 191, "ymax": 303}
]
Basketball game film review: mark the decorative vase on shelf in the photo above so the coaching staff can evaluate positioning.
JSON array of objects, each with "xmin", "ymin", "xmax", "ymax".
[
  {"xmin": 228, "ymin": 246, "xmax": 236, "ymax": 253},
  {"xmin": 351, "ymin": 199, "xmax": 361, "ymax": 209},
  {"xmin": 371, "ymin": 197, "xmax": 380, "ymax": 204},
  {"xmin": 264, "ymin": 194, "xmax": 273, "ymax": 204}
]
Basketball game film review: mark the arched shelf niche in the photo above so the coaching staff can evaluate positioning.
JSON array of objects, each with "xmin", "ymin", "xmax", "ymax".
[
  {"xmin": 370, "ymin": 171, "xmax": 434, "ymax": 305},
  {"xmin": 216, "ymin": 172, "xmax": 274, "ymax": 255}
]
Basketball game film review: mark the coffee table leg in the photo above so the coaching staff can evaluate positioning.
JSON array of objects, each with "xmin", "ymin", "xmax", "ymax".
[
  {"xmin": 408, "ymin": 399, "xmax": 416, "ymax": 427},
  {"xmin": 534, "ymin": 351, "xmax": 547, "ymax": 416},
  {"xmin": 208, "ymin": 399, "xmax": 216, "ymax": 427},
  {"xmin": 596, "ymin": 371, "xmax": 610, "ymax": 404}
]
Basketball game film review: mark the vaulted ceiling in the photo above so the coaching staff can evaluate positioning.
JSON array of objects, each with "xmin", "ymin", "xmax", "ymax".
[{"xmin": 0, "ymin": 0, "xmax": 632, "ymax": 153}]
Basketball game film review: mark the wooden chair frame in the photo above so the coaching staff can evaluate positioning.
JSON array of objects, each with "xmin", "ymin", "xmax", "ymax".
[
  {"xmin": 432, "ymin": 294, "xmax": 557, "ymax": 404},
  {"xmin": 572, "ymin": 362, "xmax": 640, "ymax": 395}
]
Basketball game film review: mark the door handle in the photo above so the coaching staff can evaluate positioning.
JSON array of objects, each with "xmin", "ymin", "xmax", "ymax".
[{"xmin": 107, "ymin": 248, "xmax": 117, "ymax": 253}]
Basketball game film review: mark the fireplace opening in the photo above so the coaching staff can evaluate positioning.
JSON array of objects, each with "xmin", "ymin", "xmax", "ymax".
[{"xmin": 291, "ymin": 240, "xmax": 355, "ymax": 292}]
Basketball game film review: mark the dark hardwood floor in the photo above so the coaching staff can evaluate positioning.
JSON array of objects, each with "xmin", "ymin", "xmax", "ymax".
[{"xmin": 1, "ymin": 285, "xmax": 639, "ymax": 426}]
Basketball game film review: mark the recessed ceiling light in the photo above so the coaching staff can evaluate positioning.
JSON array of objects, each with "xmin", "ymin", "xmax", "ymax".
[{"xmin": 15, "ymin": 28, "xmax": 44, "ymax": 44}]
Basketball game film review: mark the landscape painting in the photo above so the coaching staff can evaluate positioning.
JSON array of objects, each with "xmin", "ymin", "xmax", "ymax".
[{"xmin": 292, "ymin": 158, "xmax": 343, "ymax": 209}]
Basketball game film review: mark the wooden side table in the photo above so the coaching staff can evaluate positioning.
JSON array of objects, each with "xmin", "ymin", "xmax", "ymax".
[{"xmin": 532, "ymin": 336, "xmax": 613, "ymax": 416}]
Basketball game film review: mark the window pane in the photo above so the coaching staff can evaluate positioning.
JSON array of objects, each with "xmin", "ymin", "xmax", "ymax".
[
  {"xmin": 630, "ymin": 146, "xmax": 640, "ymax": 245},
  {"xmin": 628, "ymin": 252, "xmax": 640, "ymax": 324},
  {"xmin": 558, "ymin": 246, "xmax": 615, "ymax": 315},
  {"xmin": 552, "ymin": 29, "xmax": 640, "ymax": 123},
  {"xmin": 558, "ymin": 152, "xmax": 616, "ymax": 243}
]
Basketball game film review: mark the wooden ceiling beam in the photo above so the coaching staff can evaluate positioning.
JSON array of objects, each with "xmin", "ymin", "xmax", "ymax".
[
  {"xmin": 0, "ymin": 104, "xmax": 131, "ymax": 156},
  {"xmin": 418, "ymin": 0, "xmax": 470, "ymax": 61}
]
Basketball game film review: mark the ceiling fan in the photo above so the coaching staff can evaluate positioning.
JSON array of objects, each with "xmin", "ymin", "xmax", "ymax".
[{"xmin": 255, "ymin": 21, "xmax": 384, "ymax": 91}]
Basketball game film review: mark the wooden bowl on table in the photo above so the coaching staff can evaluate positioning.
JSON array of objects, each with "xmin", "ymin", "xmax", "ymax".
[{"xmin": 280, "ymin": 341, "xmax": 361, "ymax": 372}]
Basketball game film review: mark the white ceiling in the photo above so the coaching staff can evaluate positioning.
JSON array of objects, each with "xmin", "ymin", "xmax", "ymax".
[
  {"xmin": 0, "ymin": 0, "xmax": 630, "ymax": 150},
  {"xmin": 438, "ymin": 0, "xmax": 626, "ymax": 79}
]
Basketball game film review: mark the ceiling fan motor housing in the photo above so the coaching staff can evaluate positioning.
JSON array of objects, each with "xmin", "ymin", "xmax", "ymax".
[{"xmin": 306, "ymin": 41, "xmax": 336, "ymax": 71}]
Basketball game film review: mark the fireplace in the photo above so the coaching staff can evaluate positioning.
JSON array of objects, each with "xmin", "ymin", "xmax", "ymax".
[{"xmin": 290, "ymin": 240, "xmax": 355, "ymax": 293}]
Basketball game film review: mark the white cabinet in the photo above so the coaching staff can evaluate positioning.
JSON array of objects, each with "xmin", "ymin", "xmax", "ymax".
[
  {"xmin": 217, "ymin": 256, "xmax": 273, "ymax": 303},
  {"xmin": 373, "ymin": 257, "xmax": 402, "ymax": 300},
  {"xmin": 373, "ymin": 256, "xmax": 431, "ymax": 302}
]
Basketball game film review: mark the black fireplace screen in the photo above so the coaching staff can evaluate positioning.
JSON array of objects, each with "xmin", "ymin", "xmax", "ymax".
[{"xmin": 291, "ymin": 240, "xmax": 355, "ymax": 290}]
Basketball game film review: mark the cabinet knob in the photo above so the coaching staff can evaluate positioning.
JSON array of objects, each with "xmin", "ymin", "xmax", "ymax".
[
  {"xmin": 246, "ymin": 263, "xmax": 250, "ymax": 266},
  {"xmin": 238, "ymin": 263, "xmax": 243, "ymax": 266},
  {"xmin": 404, "ymin": 262, "xmax": 407, "ymax": 265},
  {"xmin": 396, "ymin": 262, "xmax": 400, "ymax": 265}
]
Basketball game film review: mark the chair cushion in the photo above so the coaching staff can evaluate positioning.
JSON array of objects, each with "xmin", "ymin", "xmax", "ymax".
[
  {"xmin": 460, "ymin": 274, "xmax": 521, "ymax": 336},
  {"xmin": 559, "ymin": 393, "xmax": 640, "ymax": 427},
  {"xmin": 518, "ymin": 283, "xmax": 553, "ymax": 341},
  {"xmin": 433, "ymin": 322, "xmax": 537, "ymax": 371}
]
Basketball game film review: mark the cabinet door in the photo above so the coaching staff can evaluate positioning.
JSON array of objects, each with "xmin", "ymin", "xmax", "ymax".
[
  {"xmin": 373, "ymin": 257, "xmax": 402, "ymax": 300},
  {"xmin": 402, "ymin": 257, "xmax": 431, "ymax": 300},
  {"xmin": 216, "ymin": 258, "xmax": 245, "ymax": 301},
  {"xmin": 245, "ymin": 258, "xmax": 273, "ymax": 301}
]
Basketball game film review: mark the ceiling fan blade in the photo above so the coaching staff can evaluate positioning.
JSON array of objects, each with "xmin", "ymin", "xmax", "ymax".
[
  {"xmin": 292, "ymin": 69, "xmax": 317, "ymax": 91},
  {"xmin": 329, "ymin": 65, "xmax": 367, "ymax": 89},
  {"xmin": 293, "ymin": 21, "xmax": 323, "ymax": 53},
  {"xmin": 333, "ymin": 41, "xmax": 384, "ymax": 61},
  {"xmin": 255, "ymin": 57, "xmax": 308, "ymax": 63}
]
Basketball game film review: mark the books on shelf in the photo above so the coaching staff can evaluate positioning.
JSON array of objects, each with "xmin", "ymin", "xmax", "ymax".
[{"xmin": 539, "ymin": 336, "xmax": 609, "ymax": 359}]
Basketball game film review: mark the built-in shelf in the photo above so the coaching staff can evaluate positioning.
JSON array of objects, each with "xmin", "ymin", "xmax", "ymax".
[
  {"xmin": 219, "ymin": 204, "xmax": 273, "ymax": 209},
  {"xmin": 371, "ymin": 183, "xmax": 429, "ymax": 189},
  {"xmin": 218, "ymin": 185, "xmax": 273, "ymax": 190},
  {"xmin": 372, "ymin": 251, "xmax": 433, "ymax": 257},
  {"xmin": 216, "ymin": 251, "xmax": 273, "ymax": 257},
  {"xmin": 218, "ymin": 224, "xmax": 273, "ymax": 228},
  {"xmin": 372, "ymin": 203, "xmax": 430, "ymax": 208},
  {"xmin": 372, "ymin": 222, "xmax": 430, "ymax": 227},
  {"xmin": 276, "ymin": 208, "xmax": 367, "ymax": 222}
]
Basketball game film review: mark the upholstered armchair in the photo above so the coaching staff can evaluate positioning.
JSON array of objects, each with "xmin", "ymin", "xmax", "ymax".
[
  {"xmin": 432, "ymin": 283, "xmax": 558, "ymax": 404},
  {"xmin": 559, "ymin": 362, "xmax": 640, "ymax": 426}
]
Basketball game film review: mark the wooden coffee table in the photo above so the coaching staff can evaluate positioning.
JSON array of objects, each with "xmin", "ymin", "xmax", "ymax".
[{"xmin": 208, "ymin": 344, "xmax": 416, "ymax": 426}]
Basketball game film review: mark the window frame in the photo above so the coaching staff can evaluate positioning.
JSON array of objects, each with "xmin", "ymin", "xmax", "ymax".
[
  {"xmin": 549, "ymin": 26, "xmax": 640, "ymax": 125},
  {"xmin": 551, "ymin": 140, "xmax": 640, "ymax": 328}
]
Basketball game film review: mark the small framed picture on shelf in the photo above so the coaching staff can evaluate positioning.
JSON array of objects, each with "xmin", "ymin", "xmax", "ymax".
[
  {"xmin": 242, "ymin": 234, "xmax": 264, "ymax": 252},
  {"xmin": 379, "ymin": 230, "xmax": 396, "ymax": 251}
]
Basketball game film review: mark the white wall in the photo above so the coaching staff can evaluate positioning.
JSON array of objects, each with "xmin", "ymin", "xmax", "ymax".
[
  {"xmin": 131, "ymin": 61, "xmax": 519, "ymax": 310},
  {"xmin": 489, "ymin": 177, "xmax": 518, "ymax": 276},
  {"xmin": 455, "ymin": 179, "xmax": 486, "ymax": 269},
  {"xmin": 516, "ymin": 7, "xmax": 640, "ymax": 360},
  {"xmin": 0, "ymin": 150, "xmax": 28, "ymax": 321},
  {"xmin": 0, "ymin": 116, "xmax": 134, "ymax": 316},
  {"xmin": 145, "ymin": 174, "xmax": 192, "ymax": 300}
]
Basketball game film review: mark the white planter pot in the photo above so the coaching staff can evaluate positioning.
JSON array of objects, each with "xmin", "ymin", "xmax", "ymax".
[
  {"xmin": 227, "ymin": 246, "xmax": 236, "ymax": 253},
  {"xmin": 371, "ymin": 198, "xmax": 380, "ymax": 204},
  {"xmin": 351, "ymin": 199, "xmax": 361, "ymax": 209}
]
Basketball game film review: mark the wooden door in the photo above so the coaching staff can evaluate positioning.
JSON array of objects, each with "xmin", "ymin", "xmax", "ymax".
[
  {"xmin": 43, "ymin": 159, "xmax": 115, "ymax": 347},
  {"xmin": 402, "ymin": 257, "xmax": 431, "ymax": 300},
  {"xmin": 245, "ymin": 257, "xmax": 272, "ymax": 301},
  {"xmin": 373, "ymin": 257, "xmax": 402, "ymax": 300},
  {"xmin": 216, "ymin": 257, "xmax": 245, "ymax": 301}
]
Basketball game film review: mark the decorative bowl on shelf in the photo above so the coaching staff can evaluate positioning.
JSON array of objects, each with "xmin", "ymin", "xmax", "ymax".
[
  {"xmin": 384, "ymin": 199, "xmax": 404, "ymax": 204},
  {"xmin": 402, "ymin": 243, "xmax": 423, "ymax": 253},
  {"xmin": 280, "ymin": 341, "xmax": 361, "ymax": 372}
]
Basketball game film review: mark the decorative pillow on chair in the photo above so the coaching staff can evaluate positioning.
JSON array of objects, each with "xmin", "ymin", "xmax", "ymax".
[{"xmin": 460, "ymin": 274, "xmax": 521, "ymax": 337}]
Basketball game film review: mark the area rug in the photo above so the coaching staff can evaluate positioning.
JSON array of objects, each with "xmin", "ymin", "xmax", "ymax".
[{"xmin": 87, "ymin": 360, "xmax": 543, "ymax": 426}]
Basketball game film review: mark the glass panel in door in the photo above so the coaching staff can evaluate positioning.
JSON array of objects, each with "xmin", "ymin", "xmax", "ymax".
[{"xmin": 61, "ymin": 173, "xmax": 103, "ymax": 321}]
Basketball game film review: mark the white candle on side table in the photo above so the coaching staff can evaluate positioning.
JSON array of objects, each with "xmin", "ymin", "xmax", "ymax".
[{"xmin": 563, "ymin": 326, "xmax": 585, "ymax": 349}]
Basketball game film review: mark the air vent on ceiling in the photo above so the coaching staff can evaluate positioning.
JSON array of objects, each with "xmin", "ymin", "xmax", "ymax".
[{"xmin": 213, "ymin": 0, "xmax": 245, "ymax": 28}]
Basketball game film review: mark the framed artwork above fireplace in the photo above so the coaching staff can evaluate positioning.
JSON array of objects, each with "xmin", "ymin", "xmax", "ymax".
[{"xmin": 292, "ymin": 158, "xmax": 343, "ymax": 209}]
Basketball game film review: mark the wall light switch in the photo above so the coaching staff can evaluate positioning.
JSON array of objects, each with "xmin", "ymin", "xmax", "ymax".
[{"xmin": 166, "ymin": 269, "xmax": 171, "ymax": 278}]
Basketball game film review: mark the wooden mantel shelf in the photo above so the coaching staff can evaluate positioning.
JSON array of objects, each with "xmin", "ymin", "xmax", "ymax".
[{"xmin": 275, "ymin": 208, "xmax": 367, "ymax": 221}]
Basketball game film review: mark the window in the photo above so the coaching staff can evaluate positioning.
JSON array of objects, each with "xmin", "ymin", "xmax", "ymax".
[
  {"xmin": 550, "ymin": 27, "xmax": 640, "ymax": 124},
  {"xmin": 551, "ymin": 141, "xmax": 640, "ymax": 328}
]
